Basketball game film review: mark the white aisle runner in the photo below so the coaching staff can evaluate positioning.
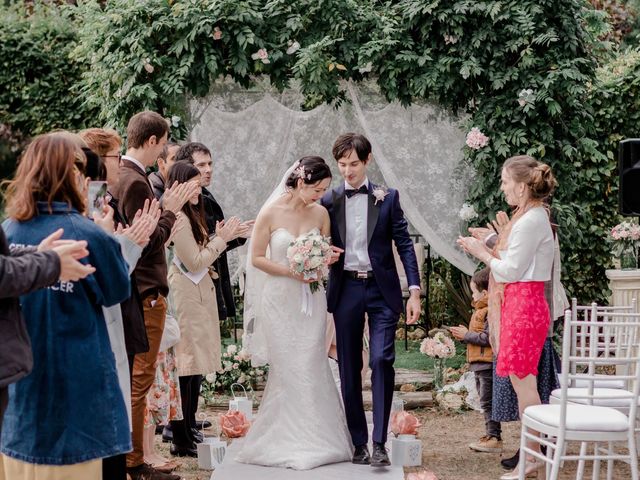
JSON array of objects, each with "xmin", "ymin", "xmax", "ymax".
[{"xmin": 211, "ymin": 436, "xmax": 404, "ymax": 480}]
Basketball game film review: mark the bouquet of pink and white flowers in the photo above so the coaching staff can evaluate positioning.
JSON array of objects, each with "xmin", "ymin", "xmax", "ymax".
[
  {"xmin": 420, "ymin": 332, "xmax": 456, "ymax": 359},
  {"xmin": 286, "ymin": 230, "xmax": 333, "ymax": 293},
  {"xmin": 610, "ymin": 221, "xmax": 640, "ymax": 243},
  {"xmin": 609, "ymin": 221, "xmax": 640, "ymax": 269}
]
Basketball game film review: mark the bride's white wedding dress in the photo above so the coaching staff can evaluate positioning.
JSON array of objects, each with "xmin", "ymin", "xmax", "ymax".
[{"xmin": 235, "ymin": 227, "xmax": 353, "ymax": 470}]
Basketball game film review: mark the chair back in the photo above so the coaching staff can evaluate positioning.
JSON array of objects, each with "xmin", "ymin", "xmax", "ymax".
[
  {"xmin": 558, "ymin": 308, "xmax": 640, "ymax": 435},
  {"xmin": 568, "ymin": 298, "xmax": 637, "ymax": 382}
]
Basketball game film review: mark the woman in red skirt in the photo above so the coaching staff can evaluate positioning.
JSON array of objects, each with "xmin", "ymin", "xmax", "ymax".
[{"xmin": 459, "ymin": 155, "xmax": 557, "ymax": 479}]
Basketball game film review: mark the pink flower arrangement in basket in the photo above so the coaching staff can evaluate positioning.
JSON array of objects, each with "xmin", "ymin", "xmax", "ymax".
[
  {"xmin": 286, "ymin": 230, "xmax": 333, "ymax": 293},
  {"xmin": 390, "ymin": 411, "xmax": 422, "ymax": 436},
  {"xmin": 219, "ymin": 410, "xmax": 250, "ymax": 438}
]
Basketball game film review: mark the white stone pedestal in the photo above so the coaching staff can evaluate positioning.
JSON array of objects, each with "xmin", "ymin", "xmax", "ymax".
[
  {"xmin": 605, "ymin": 269, "xmax": 640, "ymax": 310},
  {"xmin": 606, "ymin": 269, "xmax": 640, "ymax": 455}
]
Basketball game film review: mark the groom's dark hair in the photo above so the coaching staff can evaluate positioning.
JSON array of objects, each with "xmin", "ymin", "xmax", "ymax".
[{"xmin": 332, "ymin": 133, "xmax": 371, "ymax": 162}]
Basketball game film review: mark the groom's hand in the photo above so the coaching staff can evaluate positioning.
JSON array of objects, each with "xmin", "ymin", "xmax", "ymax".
[
  {"xmin": 328, "ymin": 246, "xmax": 344, "ymax": 265},
  {"xmin": 406, "ymin": 291, "xmax": 421, "ymax": 325}
]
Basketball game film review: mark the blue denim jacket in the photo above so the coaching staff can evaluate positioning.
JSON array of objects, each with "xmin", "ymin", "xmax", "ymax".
[{"xmin": 1, "ymin": 202, "xmax": 132, "ymax": 465}]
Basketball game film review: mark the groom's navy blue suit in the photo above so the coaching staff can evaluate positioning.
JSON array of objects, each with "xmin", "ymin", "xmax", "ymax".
[{"xmin": 321, "ymin": 181, "xmax": 419, "ymax": 446}]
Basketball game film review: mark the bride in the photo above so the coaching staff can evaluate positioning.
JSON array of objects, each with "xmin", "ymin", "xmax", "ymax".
[{"xmin": 236, "ymin": 156, "xmax": 352, "ymax": 470}]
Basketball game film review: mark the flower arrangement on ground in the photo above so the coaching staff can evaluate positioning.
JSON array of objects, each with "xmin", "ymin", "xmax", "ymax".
[
  {"xmin": 219, "ymin": 410, "xmax": 251, "ymax": 438},
  {"xmin": 390, "ymin": 411, "xmax": 422, "ymax": 437},
  {"xmin": 407, "ymin": 471, "xmax": 438, "ymax": 480},
  {"xmin": 201, "ymin": 344, "xmax": 268, "ymax": 400},
  {"xmin": 287, "ymin": 230, "xmax": 333, "ymax": 293},
  {"xmin": 420, "ymin": 332, "xmax": 456, "ymax": 390},
  {"xmin": 609, "ymin": 221, "xmax": 640, "ymax": 270}
]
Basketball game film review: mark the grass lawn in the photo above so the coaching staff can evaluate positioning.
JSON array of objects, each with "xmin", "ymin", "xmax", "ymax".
[
  {"xmin": 222, "ymin": 337, "xmax": 467, "ymax": 373},
  {"xmin": 395, "ymin": 340, "xmax": 466, "ymax": 371}
]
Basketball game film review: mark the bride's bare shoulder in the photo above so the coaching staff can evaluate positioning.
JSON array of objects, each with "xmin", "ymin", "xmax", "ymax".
[
  {"xmin": 255, "ymin": 201, "xmax": 287, "ymax": 228},
  {"xmin": 310, "ymin": 202, "xmax": 329, "ymax": 220}
]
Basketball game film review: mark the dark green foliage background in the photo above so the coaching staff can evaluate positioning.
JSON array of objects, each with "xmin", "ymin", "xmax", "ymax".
[
  {"xmin": 2, "ymin": 0, "xmax": 640, "ymax": 304},
  {"xmin": 0, "ymin": 4, "xmax": 98, "ymax": 178}
]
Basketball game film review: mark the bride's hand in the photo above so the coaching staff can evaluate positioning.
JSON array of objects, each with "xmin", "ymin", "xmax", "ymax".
[{"xmin": 289, "ymin": 270, "xmax": 320, "ymax": 284}]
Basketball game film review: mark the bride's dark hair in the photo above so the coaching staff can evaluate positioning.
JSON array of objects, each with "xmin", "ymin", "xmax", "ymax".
[{"xmin": 285, "ymin": 156, "xmax": 332, "ymax": 189}]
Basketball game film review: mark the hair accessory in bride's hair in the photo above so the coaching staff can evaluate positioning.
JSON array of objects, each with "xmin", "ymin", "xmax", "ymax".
[{"xmin": 294, "ymin": 165, "xmax": 312, "ymax": 181}]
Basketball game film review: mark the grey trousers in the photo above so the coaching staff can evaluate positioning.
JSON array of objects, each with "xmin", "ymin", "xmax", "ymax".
[{"xmin": 475, "ymin": 368, "xmax": 502, "ymax": 438}]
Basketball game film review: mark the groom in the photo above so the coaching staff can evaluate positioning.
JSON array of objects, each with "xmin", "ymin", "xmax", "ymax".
[{"xmin": 322, "ymin": 133, "xmax": 421, "ymax": 467}]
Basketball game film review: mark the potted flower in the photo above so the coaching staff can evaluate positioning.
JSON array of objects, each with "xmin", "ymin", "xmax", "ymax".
[
  {"xmin": 609, "ymin": 221, "xmax": 640, "ymax": 270},
  {"xmin": 389, "ymin": 411, "xmax": 423, "ymax": 467},
  {"xmin": 420, "ymin": 332, "xmax": 456, "ymax": 390}
]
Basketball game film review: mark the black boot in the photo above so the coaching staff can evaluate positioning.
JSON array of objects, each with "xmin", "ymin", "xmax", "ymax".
[
  {"xmin": 195, "ymin": 419, "xmax": 212, "ymax": 429},
  {"xmin": 190, "ymin": 428, "xmax": 204, "ymax": 444},
  {"xmin": 170, "ymin": 442, "xmax": 197, "ymax": 457},
  {"xmin": 161, "ymin": 424, "xmax": 173, "ymax": 443},
  {"xmin": 501, "ymin": 449, "xmax": 519, "ymax": 470}
]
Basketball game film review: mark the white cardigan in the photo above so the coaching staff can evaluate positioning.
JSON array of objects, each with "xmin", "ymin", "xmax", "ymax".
[{"xmin": 489, "ymin": 207, "xmax": 554, "ymax": 284}]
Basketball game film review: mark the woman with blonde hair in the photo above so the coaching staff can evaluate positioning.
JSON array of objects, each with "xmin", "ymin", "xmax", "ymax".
[
  {"xmin": 458, "ymin": 155, "xmax": 557, "ymax": 479},
  {"xmin": 0, "ymin": 131, "xmax": 131, "ymax": 480}
]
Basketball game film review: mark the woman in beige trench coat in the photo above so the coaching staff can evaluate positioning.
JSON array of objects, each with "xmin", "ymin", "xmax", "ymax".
[{"xmin": 166, "ymin": 163, "xmax": 241, "ymax": 457}]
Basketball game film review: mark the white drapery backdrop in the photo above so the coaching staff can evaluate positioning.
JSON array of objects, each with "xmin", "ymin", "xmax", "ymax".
[{"xmin": 189, "ymin": 80, "xmax": 476, "ymax": 279}]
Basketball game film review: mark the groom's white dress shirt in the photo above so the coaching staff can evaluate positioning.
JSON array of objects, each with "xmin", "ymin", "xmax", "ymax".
[
  {"xmin": 344, "ymin": 178, "xmax": 372, "ymax": 272},
  {"xmin": 343, "ymin": 178, "xmax": 421, "ymax": 291}
]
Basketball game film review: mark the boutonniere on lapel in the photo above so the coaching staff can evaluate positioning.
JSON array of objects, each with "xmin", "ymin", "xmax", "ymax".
[{"xmin": 372, "ymin": 185, "xmax": 389, "ymax": 205}]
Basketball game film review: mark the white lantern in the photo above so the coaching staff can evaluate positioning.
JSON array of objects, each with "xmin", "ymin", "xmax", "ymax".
[
  {"xmin": 229, "ymin": 383, "xmax": 253, "ymax": 420},
  {"xmin": 391, "ymin": 434, "xmax": 422, "ymax": 467},
  {"xmin": 197, "ymin": 437, "xmax": 227, "ymax": 470}
]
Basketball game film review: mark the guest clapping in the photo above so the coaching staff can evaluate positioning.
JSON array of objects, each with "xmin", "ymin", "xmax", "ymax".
[
  {"xmin": 0, "ymin": 227, "xmax": 93, "ymax": 432},
  {"xmin": 458, "ymin": 155, "xmax": 556, "ymax": 480},
  {"xmin": 111, "ymin": 111, "xmax": 198, "ymax": 480},
  {"xmin": 0, "ymin": 132, "xmax": 131, "ymax": 479},
  {"xmin": 166, "ymin": 162, "xmax": 242, "ymax": 457},
  {"xmin": 175, "ymin": 142, "xmax": 252, "ymax": 323}
]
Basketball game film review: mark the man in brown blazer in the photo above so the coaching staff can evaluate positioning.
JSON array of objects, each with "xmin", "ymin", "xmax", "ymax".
[{"xmin": 111, "ymin": 111, "xmax": 199, "ymax": 480}]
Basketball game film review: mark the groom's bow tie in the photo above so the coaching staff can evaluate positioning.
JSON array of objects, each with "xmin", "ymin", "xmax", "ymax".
[{"xmin": 345, "ymin": 185, "xmax": 368, "ymax": 198}]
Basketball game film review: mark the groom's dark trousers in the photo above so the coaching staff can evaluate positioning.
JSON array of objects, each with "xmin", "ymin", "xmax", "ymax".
[{"xmin": 333, "ymin": 277, "xmax": 397, "ymax": 446}]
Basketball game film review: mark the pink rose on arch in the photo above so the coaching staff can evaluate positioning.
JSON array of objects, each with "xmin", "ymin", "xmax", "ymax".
[
  {"xmin": 251, "ymin": 48, "xmax": 270, "ymax": 64},
  {"xmin": 465, "ymin": 127, "xmax": 489, "ymax": 150},
  {"xmin": 213, "ymin": 27, "xmax": 222, "ymax": 40},
  {"xmin": 219, "ymin": 410, "xmax": 250, "ymax": 438},
  {"xmin": 390, "ymin": 411, "xmax": 422, "ymax": 436}
]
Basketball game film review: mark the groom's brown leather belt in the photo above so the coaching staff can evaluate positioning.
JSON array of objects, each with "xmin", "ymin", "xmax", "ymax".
[{"xmin": 345, "ymin": 270, "xmax": 374, "ymax": 279}]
